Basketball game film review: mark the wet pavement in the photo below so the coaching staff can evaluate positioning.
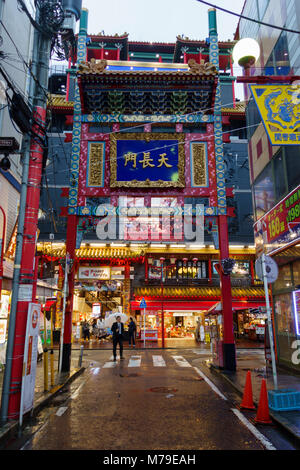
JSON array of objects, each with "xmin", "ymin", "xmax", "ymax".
[
  {"xmin": 3, "ymin": 346, "xmax": 298, "ymax": 451},
  {"xmin": 209, "ymin": 348, "xmax": 300, "ymax": 441}
]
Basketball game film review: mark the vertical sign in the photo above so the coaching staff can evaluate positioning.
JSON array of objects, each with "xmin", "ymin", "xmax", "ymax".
[{"xmin": 20, "ymin": 303, "xmax": 41, "ymax": 425}]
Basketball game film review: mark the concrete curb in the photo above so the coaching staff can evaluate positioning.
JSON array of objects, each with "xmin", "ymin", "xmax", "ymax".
[
  {"xmin": 207, "ymin": 362, "xmax": 300, "ymax": 442},
  {"xmin": 0, "ymin": 366, "xmax": 85, "ymax": 447}
]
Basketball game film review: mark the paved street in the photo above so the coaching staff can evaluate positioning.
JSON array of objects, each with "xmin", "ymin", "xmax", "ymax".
[{"xmin": 5, "ymin": 348, "xmax": 298, "ymax": 451}]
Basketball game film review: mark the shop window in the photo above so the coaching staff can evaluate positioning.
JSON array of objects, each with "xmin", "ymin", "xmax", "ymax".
[
  {"xmin": 231, "ymin": 261, "xmax": 250, "ymax": 277},
  {"xmin": 273, "ymin": 263, "xmax": 293, "ymax": 291},
  {"xmin": 177, "ymin": 260, "xmax": 207, "ymax": 280},
  {"xmin": 274, "ymin": 293, "xmax": 296, "ymax": 362},
  {"xmin": 285, "ymin": 146, "xmax": 300, "ymax": 194}
]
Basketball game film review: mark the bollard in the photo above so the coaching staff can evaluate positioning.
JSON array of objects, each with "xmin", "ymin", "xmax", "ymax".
[
  {"xmin": 50, "ymin": 349, "xmax": 54, "ymax": 387},
  {"xmin": 43, "ymin": 348, "xmax": 49, "ymax": 392},
  {"xmin": 78, "ymin": 345, "xmax": 84, "ymax": 367}
]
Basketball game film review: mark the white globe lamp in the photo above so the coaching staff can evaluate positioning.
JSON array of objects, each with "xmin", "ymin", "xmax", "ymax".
[{"xmin": 232, "ymin": 38, "xmax": 260, "ymax": 68}]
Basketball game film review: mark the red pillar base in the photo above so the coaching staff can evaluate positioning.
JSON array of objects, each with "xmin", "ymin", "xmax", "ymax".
[{"xmin": 222, "ymin": 343, "xmax": 236, "ymax": 371}]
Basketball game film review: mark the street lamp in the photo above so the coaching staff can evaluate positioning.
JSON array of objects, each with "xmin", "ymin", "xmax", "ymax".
[
  {"xmin": 232, "ymin": 37, "xmax": 261, "ymax": 111},
  {"xmin": 232, "ymin": 38, "xmax": 260, "ymax": 69}
]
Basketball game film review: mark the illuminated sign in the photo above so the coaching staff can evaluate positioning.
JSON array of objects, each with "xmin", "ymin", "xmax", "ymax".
[
  {"xmin": 254, "ymin": 184, "xmax": 300, "ymax": 254},
  {"xmin": 78, "ymin": 267, "xmax": 111, "ymax": 280},
  {"xmin": 110, "ymin": 133, "xmax": 185, "ymax": 188},
  {"xmin": 250, "ymin": 84, "xmax": 300, "ymax": 145},
  {"xmin": 292, "ymin": 290, "xmax": 300, "ymax": 336}
]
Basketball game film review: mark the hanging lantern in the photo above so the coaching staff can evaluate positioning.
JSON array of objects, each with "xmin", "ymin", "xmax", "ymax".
[
  {"xmin": 170, "ymin": 257, "xmax": 177, "ymax": 265},
  {"xmin": 148, "ymin": 258, "xmax": 153, "ymax": 265},
  {"xmin": 193, "ymin": 257, "xmax": 198, "ymax": 264}
]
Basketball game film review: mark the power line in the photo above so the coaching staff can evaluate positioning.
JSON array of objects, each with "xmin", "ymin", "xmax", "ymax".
[{"xmin": 195, "ymin": 0, "xmax": 300, "ymax": 35}]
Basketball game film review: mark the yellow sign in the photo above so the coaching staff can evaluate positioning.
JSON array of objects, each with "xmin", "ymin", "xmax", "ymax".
[{"xmin": 250, "ymin": 84, "xmax": 300, "ymax": 145}]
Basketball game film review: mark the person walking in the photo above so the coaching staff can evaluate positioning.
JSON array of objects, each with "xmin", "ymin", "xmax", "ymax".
[
  {"xmin": 82, "ymin": 320, "xmax": 90, "ymax": 342},
  {"xmin": 111, "ymin": 315, "xmax": 124, "ymax": 361},
  {"xmin": 128, "ymin": 317, "xmax": 136, "ymax": 348}
]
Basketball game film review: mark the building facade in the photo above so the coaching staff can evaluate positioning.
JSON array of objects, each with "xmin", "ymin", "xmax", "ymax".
[
  {"xmin": 37, "ymin": 7, "xmax": 267, "ymax": 359},
  {"xmin": 237, "ymin": 0, "xmax": 300, "ymax": 371},
  {"xmin": 0, "ymin": 0, "xmax": 33, "ymax": 317}
]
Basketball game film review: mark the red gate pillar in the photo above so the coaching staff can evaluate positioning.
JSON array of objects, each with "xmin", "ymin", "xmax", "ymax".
[
  {"xmin": 7, "ymin": 107, "xmax": 46, "ymax": 419},
  {"xmin": 218, "ymin": 214, "xmax": 236, "ymax": 370},
  {"xmin": 61, "ymin": 214, "xmax": 77, "ymax": 371}
]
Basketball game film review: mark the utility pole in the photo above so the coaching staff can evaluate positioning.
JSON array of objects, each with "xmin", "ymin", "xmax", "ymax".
[{"xmin": 0, "ymin": 0, "xmax": 82, "ymax": 423}]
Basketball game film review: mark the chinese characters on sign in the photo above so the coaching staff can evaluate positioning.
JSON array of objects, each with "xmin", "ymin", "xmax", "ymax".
[
  {"xmin": 124, "ymin": 151, "xmax": 173, "ymax": 169},
  {"xmin": 110, "ymin": 133, "xmax": 185, "ymax": 188},
  {"xmin": 254, "ymin": 184, "xmax": 300, "ymax": 254}
]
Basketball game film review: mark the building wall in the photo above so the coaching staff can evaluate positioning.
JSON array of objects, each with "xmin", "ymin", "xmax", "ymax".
[
  {"xmin": 240, "ymin": 0, "xmax": 300, "ymax": 370},
  {"xmin": 0, "ymin": 0, "xmax": 33, "ymax": 251}
]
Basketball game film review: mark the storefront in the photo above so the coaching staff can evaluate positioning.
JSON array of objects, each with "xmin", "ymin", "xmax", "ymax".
[
  {"xmin": 271, "ymin": 250, "xmax": 300, "ymax": 370},
  {"xmin": 254, "ymin": 184, "xmax": 300, "ymax": 371}
]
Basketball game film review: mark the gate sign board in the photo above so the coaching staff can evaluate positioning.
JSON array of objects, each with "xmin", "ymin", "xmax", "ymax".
[
  {"xmin": 110, "ymin": 133, "xmax": 185, "ymax": 188},
  {"xmin": 250, "ymin": 84, "xmax": 300, "ymax": 145},
  {"xmin": 20, "ymin": 303, "xmax": 41, "ymax": 417}
]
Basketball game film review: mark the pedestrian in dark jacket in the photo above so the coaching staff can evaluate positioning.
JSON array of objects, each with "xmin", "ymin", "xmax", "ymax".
[
  {"xmin": 128, "ymin": 317, "xmax": 136, "ymax": 348},
  {"xmin": 82, "ymin": 320, "xmax": 90, "ymax": 341},
  {"xmin": 111, "ymin": 316, "xmax": 124, "ymax": 361}
]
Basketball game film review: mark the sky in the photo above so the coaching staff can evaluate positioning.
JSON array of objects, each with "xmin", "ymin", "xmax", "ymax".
[
  {"xmin": 80, "ymin": 0, "xmax": 246, "ymax": 99},
  {"xmin": 81, "ymin": 0, "xmax": 245, "ymax": 43}
]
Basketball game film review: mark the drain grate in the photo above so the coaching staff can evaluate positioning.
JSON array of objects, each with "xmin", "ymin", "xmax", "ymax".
[{"xmin": 148, "ymin": 387, "xmax": 177, "ymax": 393}]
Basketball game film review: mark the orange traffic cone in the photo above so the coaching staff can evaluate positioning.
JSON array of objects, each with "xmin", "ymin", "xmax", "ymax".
[
  {"xmin": 255, "ymin": 379, "xmax": 272, "ymax": 424},
  {"xmin": 240, "ymin": 371, "xmax": 255, "ymax": 410}
]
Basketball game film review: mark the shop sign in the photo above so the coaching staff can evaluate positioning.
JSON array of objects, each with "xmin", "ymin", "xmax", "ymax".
[
  {"xmin": 20, "ymin": 303, "xmax": 41, "ymax": 418},
  {"xmin": 250, "ymin": 84, "xmax": 300, "ymax": 146},
  {"xmin": 18, "ymin": 285, "xmax": 33, "ymax": 302},
  {"xmin": 140, "ymin": 328, "xmax": 158, "ymax": 341},
  {"xmin": 78, "ymin": 266, "xmax": 110, "ymax": 280},
  {"xmin": 92, "ymin": 303, "xmax": 101, "ymax": 316},
  {"xmin": 254, "ymin": 184, "xmax": 300, "ymax": 254}
]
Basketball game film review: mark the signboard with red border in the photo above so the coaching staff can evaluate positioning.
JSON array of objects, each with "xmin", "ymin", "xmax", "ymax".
[{"xmin": 254, "ymin": 184, "xmax": 300, "ymax": 254}]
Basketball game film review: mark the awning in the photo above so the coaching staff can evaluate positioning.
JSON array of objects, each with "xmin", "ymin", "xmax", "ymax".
[
  {"xmin": 205, "ymin": 300, "xmax": 266, "ymax": 316},
  {"xmin": 205, "ymin": 302, "xmax": 221, "ymax": 315}
]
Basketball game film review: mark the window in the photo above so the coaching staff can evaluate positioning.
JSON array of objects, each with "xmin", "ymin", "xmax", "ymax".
[
  {"xmin": 274, "ymin": 293, "xmax": 295, "ymax": 335},
  {"xmin": 273, "ymin": 149, "xmax": 287, "ymax": 200},
  {"xmin": 265, "ymin": 31, "xmax": 291, "ymax": 76},
  {"xmin": 273, "ymin": 264, "xmax": 293, "ymax": 291},
  {"xmin": 285, "ymin": 146, "xmax": 300, "ymax": 193},
  {"xmin": 292, "ymin": 260, "xmax": 300, "ymax": 287},
  {"xmin": 177, "ymin": 260, "xmax": 207, "ymax": 280},
  {"xmin": 252, "ymin": 163, "xmax": 275, "ymax": 220},
  {"xmin": 258, "ymin": 0, "xmax": 269, "ymax": 20}
]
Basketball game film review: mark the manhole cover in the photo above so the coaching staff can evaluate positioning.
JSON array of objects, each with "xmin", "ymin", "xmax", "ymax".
[
  {"xmin": 120, "ymin": 373, "xmax": 140, "ymax": 378},
  {"xmin": 148, "ymin": 387, "xmax": 177, "ymax": 393}
]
